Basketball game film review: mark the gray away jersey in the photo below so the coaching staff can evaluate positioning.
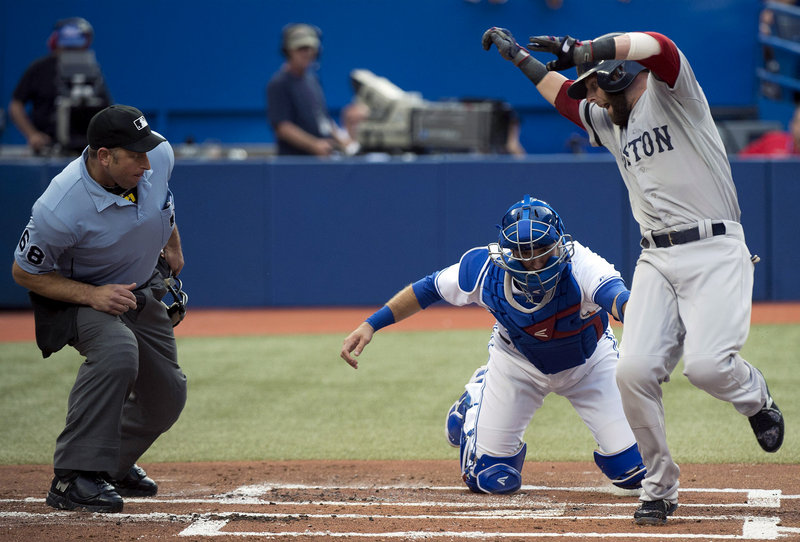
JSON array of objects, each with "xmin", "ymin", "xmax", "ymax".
[{"xmin": 578, "ymin": 49, "xmax": 741, "ymax": 234}]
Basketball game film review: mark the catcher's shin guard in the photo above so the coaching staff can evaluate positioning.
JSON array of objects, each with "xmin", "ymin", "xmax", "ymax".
[
  {"xmin": 462, "ymin": 443, "xmax": 527, "ymax": 495},
  {"xmin": 445, "ymin": 366, "xmax": 487, "ymax": 448},
  {"xmin": 594, "ymin": 442, "xmax": 646, "ymax": 489}
]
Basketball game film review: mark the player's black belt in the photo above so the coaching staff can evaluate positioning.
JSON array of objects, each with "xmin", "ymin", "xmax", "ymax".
[{"xmin": 643, "ymin": 222, "xmax": 726, "ymax": 248}]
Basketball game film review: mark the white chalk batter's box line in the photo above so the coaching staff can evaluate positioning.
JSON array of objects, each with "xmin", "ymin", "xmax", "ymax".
[
  {"xmin": 214, "ymin": 483, "xmax": 789, "ymax": 509},
  {"xmin": 3, "ymin": 512, "xmax": 796, "ymax": 540},
  {"xmin": 2, "ymin": 484, "xmax": 799, "ymax": 540},
  {"xmin": 4, "ymin": 487, "xmax": 788, "ymax": 508},
  {"xmin": 1, "ymin": 511, "xmax": 797, "ymax": 541},
  {"xmin": 2, "ymin": 510, "xmax": 798, "ymax": 541}
]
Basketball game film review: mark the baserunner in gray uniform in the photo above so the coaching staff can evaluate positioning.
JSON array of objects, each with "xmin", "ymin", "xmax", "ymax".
[
  {"xmin": 12, "ymin": 105, "xmax": 187, "ymax": 513},
  {"xmin": 482, "ymin": 28, "xmax": 784, "ymax": 525}
]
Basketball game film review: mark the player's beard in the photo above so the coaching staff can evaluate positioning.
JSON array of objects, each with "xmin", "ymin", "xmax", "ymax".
[{"xmin": 607, "ymin": 92, "xmax": 632, "ymax": 127}]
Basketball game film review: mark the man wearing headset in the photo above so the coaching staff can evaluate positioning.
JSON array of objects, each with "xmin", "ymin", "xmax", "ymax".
[
  {"xmin": 266, "ymin": 23, "xmax": 354, "ymax": 156},
  {"xmin": 9, "ymin": 17, "xmax": 111, "ymax": 155}
]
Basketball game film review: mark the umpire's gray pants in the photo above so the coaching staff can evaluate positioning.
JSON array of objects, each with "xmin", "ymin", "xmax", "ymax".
[{"xmin": 53, "ymin": 275, "xmax": 187, "ymax": 479}]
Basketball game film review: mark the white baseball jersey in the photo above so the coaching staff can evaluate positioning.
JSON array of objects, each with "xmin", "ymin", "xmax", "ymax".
[
  {"xmin": 436, "ymin": 241, "xmax": 636, "ymax": 459},
  {"xmin": 436, "ymin": 241, "xmax": 619, "ymax": 327}
]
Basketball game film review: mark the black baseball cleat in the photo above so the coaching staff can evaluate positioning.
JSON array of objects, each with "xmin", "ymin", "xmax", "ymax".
[
  {"xmin": 46, "ymin": 473, "xmax": 123, "ymax": 513},
  {"xmin": 634, "ymin": 499, "xmax": 678, "ymax": 525},
  {"xmin": 749, "ymin": 395, "xmax": 784, "ymax": 453},
  {"xmin": 108, "ymin": 464, "xmax": 158, "ymax": 497}
]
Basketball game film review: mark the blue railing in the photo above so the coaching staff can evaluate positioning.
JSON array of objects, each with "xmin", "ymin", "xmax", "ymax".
[{"xmin": 758, "ymin": 1, "xmax": 800, "ymax": 99}]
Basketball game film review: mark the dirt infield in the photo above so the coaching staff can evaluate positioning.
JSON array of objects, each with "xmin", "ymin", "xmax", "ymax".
[
  {"xmin": 1, "ymin": 305, "xmax": 798, "ymax": 541},
  {"xmin": 1, "ymin": 302, "xmax": 799, "ymax": 342},
  {"xmin": 1, "ymin": 461, "xmax": 799, "ymax": 541}
]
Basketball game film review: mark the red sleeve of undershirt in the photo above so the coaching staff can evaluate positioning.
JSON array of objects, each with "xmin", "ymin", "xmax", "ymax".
[
  {"xmin": 554, "ymin": 79, "xmax": 583, "ymax": 128},
  {"xmin": 636, "ymin": 32, "xmax": 680, "ymax": 87}
]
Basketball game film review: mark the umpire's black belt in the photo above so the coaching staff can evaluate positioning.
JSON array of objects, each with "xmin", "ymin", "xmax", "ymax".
[{"xmin": 642, "ymin": 222, "xmax": 726, "ymax": 249}]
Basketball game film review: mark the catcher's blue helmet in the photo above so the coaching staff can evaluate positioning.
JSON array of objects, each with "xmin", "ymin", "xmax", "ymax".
[{"xmin": 489, "ymin": 195, "xmax": 573, "ymax": 304}]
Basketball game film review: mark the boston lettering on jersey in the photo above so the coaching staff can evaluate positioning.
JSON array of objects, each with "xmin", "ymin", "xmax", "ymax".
[{"xmin": 621, "ymin": 124, "xmax": 674, "ymax": 166}]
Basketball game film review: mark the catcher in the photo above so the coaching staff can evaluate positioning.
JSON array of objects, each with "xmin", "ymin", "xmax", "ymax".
[{"xmin": 341, "ymin": 195, "xmax": 645, "ymax": 494}]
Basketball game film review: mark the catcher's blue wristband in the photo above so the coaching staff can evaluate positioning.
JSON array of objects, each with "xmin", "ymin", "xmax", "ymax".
[
  {"xmin": 614, "ymin": 290, "xmax": 631, "ymax": 323},
  {"xmin": 366, "ymin": 305, "xmax": 395, "ymax": 331}
]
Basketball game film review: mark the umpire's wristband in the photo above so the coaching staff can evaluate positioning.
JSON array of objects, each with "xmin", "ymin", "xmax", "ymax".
[{"xmin": 366, "ymin": 305, "xmax": 395, "ymax": 331}]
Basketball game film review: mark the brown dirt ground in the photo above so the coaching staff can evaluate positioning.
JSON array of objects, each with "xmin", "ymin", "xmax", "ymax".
[
  {"xmin": 1, "ymin": 461, "xmax": 798, "ymax": 541},
  {"xmin": 1, "ymin": 304, "xmax": 798, "ymax": 541}
]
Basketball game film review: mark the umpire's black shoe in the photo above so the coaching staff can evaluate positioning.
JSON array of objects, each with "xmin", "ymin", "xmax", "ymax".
[
  {"xmin": 749, "ymin": 395, "xmax": 784, "ymax": 453},
  {"xmin": 46, "ymin": 473, "xmax": 123, "ymax": 513},
  {"xmin": 633, "ymin": 499, "xmax": 678, "ymax": 525},
  {"xmin": 108, "ymin": 464, "xmax": 158, "ymax": 497}
]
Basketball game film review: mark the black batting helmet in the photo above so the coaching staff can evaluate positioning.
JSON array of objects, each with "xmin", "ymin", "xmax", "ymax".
[{"xmin": 566, "ymin": 33, "xmax": 645, "ymax": 100}]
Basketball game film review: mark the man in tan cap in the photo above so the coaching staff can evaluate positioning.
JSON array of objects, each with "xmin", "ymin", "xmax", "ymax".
[{"xmin": 266, "ymin": 23, "xmax": 354, "ymax": 156}]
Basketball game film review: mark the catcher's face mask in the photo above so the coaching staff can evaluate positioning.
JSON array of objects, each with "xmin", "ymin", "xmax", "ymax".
[
  {"xmin": 489, "ymin": 195, "xmax": 573, "ymax": 305},
  {"xmin": 161, "ymin": 276, "xmax": 188, "ymax": 327}
]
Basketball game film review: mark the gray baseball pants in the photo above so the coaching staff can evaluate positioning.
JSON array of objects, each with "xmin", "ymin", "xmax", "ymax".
[
  {"xmin": 616, "ymin": 224, "xmax": 766, "ymax": 503},
  {"xmin": 52, "ymin": 274, "xmax": 187, "ymax": 480}
]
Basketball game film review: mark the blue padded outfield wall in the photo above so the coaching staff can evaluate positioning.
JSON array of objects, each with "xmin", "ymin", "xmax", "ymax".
[
  {"xmin": 0, "ymin": 0, "xmax": 767, "ymax": 154},
  {"xmin": 2, "ymin": 157, "xmax": 799, "ymax": 308},
  {"xmin": 3, "ymin": 0, "xmax": 797, "ymax": 308}
]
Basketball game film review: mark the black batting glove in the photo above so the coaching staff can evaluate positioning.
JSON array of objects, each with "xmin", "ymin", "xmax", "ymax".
[
  {"xmin": 528, "ymin": 35, "xmax": 586, "ymax": 72},
  {"xmin": 482, "ymin": 27, "xmax": 527, "ymax": 63},
  {"xmin": 483, "ymin": 27, "xmax": 549, "ymax": 85}
]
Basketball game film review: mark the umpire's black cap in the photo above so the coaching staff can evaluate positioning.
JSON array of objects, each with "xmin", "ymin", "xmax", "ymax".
[{"xmin": 88, "ymin": 105, "xmax": 166, "ymax": 152}]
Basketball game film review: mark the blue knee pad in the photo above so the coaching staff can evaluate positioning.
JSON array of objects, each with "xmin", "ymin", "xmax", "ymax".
[
  {"xmin": 463, "ymin": 443, "xmax": 527, "ymax": 494},
  {"xmin": 593, "ymin": 442, "xmax": 646, "ymax": 489},
  {"xmin": 446, "ymin": 391, "xmax": 470, "ymax": 448}
]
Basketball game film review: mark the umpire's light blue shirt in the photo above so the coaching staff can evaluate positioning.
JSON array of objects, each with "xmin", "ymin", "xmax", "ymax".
[{"xmin": 14, "ymin": 140, "xmax": 176, "ymax": 287}]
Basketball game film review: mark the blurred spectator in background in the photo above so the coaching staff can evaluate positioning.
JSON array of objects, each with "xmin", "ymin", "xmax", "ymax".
[
  {"xmin": 266, "ymin": 23, "xmax": 354, "ymax": 157},
  {"xmin": 739, "ymin": 104, "xmax": 800, "ymax": 157},
  {"xmin": 504, "ymin": 108, "xmax": 526, "ymax": 156},
  {"xmin": 759, "ymin": 0, "xmax": 800, "ymax": 101},
  {"xmin": 9, "ymin": 17, "xmax": 111, "ymax": 155}
]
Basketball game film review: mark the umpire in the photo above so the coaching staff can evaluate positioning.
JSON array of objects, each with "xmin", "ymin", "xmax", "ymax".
[{"xmin": 11, "ymin": 104, "xmax": 187, "ymax": 513}]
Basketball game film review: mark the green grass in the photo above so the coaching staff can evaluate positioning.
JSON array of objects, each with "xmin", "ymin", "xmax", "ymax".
[{"xmin": 0, "ymin": 323, "xmax": 797, "ymax": 465}]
